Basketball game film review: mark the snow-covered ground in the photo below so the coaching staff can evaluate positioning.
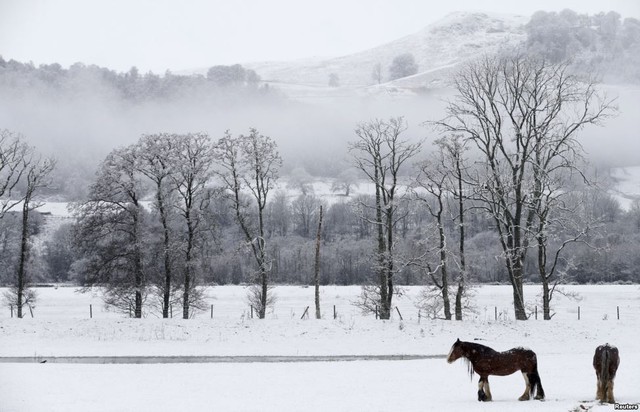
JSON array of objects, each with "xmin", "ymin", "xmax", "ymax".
[
  {"xmin": 0, "ymin": 285, "xmax": 638, "ymax": 411},
  {"xmin": 610, "ymin": 166, "xmax": 640, "ymax": 210}
]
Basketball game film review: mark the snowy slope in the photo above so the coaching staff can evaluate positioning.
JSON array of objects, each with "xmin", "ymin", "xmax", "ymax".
[
  {"xmin": 243, "ymin": 12, "xmax": 527, "ymax": 90},
  {"xmin": 185, "ymin": 12, "xmax": 528, "ymax": 99}
]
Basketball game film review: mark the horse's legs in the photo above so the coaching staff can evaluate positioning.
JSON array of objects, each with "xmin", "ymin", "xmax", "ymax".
[
  {"xmin": 483, "ymin": 378, "xmax": 493, "ymax": 401},
  {"xmin": 477, "ymin": 377, "xmax": 486, "ymax": 401},
  {"xmin": 596, "ymin": 377, "xmax": 604, "ymax": 401},
  {"xmin": 605, "ymin": 379, "xmax": 615, "ymax": 404},
  {"xmin": 518, "ymin": 372, "xmax": 531, "ymax": 401},
  {"xmin": 477, "ymin": 377, "xmax": 489, "ymax": 402}
]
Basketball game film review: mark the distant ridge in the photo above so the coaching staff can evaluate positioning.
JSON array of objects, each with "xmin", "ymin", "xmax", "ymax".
[{"xmin": 187, "ymin": 12, "xmax": 528, "ymax": 98}]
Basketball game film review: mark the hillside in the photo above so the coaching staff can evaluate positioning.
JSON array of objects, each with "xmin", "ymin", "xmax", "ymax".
[{"xmin": 240, "ymin": 12, "xmax": 527, "ymax": 94}]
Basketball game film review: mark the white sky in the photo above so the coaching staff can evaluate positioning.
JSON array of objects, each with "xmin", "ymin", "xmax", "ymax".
[{"xmin": 1, "ymin": 0, "xmax": 639, "ymax": 73}]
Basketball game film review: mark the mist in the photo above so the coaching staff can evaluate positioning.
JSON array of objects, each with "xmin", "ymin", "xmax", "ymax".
[
  {"xmin": 2, "ymin": 8, "xmax": 640, "ymax": 200},
  {"xmin": 0, "ymin": 76, "xmax": 454, "ymax": 199},
  {"xmin": 1, "ymin": 74, "xmax": 638, "ymax": 200}
]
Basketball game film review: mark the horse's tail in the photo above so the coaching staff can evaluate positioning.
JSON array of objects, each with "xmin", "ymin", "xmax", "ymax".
[
  {"xmin": 601, "ymin": 348, "xmax": 611, "ymax": 389},
  {"xmin": 528, "ymin": 365, "xmax": 545, "ymax": 400}
]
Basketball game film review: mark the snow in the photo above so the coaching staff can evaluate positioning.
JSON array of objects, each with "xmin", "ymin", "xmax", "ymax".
[
  {"xmin": 610, "ymin": 166, "xmax": 640, "ymax": 210},
  {"xmin": 234, "ymin": 12, "xmax": 528, "ymax": 100},
  {"xmin": 1, "ymin": 285, "xmax": 639, "ymax": 411}
]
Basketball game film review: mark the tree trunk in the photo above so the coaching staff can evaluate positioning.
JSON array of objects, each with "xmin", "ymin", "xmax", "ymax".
[
  {"xmin": 16, "ymin": 202, "xmax": 30, "ymax": 319},
  {"xmin": 455, "ymin": 156, "xmax": 466, "ymax": 321},
  {"xmin": 157, "ymin": 185, "xmax": 172, "ymax": 319},
  {"xmin": 385, "ymin": 204, "xmax": 394, "ymax": 319},
  {"xmin": 314, "ymin": 205, "xmax": 323, "ymax": 319},
  {"xmin": 510, "ymin": 258, "xmax": 527, "ymax": 320},
  {"xmin": 133, "ymin": 207, "xmax": 144, "ymax": 319},
  {"xmin": 438, "ymin": 223, "xmax": 452, "ymax": 320},
  {"xmin": 542, "ymin": 279, "xmax": 551, "ymax": 320},
  {"xmin": 183, "ymin": 260, "xmax": 191, "ymax": 319},
  {"xmin": 455, "ymin": 281, "xmax": 464, "ymax": 320},
  {"xmin": 183, "ymin": 210, "xmax": 193, "ymax": 320},
  {"xmin": 260, "ymin": 269, "xmax": 267, "ymax": 319},
  {"xmin": 375, "ymin": 168, "xmax": 390, "ymax": 320},
  {"xmin": 537, "ymin": 229, "xmax": 552, "ymax": 320}
]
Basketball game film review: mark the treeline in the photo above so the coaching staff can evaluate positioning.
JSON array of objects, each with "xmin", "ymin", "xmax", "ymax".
[
  {"xmin": 525, "ymin": 10, "xmax": 640, "ymax": 82},
  {"xmin": 1, "ymin": 128, "xmax": 639, "ymax": 320},
  {"xmin": 0, "ymin": 58, "xmax": 275, "ymax": 103}
]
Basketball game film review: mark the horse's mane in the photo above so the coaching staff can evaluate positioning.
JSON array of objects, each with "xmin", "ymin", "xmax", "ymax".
[
  {"xmin": 457, "ymin": 340, "xmax": 498, "ymax": 380},
  {"xmin": 460, "ymin": 340, "xmax": 498, "ymax": 355},
  {"xmin": 464, "ymin": 357, "xmax": 474, "ymax": 380}
]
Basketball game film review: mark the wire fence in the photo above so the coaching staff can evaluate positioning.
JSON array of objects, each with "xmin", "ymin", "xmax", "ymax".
[{"xmin": 2, "ymin": 285, "xmax": 639, "ymax": 322}]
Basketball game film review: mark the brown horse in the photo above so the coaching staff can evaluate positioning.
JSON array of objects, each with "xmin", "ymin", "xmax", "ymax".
[
  {"xmin": 447, "ymin": 339, "xmax": 545, "ymax": 402},
  {"xmin": 593, "ymin": 344, "xmax": 620, "ymax": 404}
]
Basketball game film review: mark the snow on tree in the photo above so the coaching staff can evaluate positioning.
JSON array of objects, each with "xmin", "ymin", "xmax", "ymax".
[{"xmin": 214, "ymin": 128, "xmax": 281, "ymax": 319}]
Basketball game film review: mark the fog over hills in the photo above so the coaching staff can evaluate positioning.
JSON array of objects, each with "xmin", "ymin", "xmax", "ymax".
[
  {"xmin": 2, "ymin": 7, "xmax": 640, "ymax": 291},
  {"xmin": 1, "ymin": 10, "xmax": 639, "ymax": 199}
]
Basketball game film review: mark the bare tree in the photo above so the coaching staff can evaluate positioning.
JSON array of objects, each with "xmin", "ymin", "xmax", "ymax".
[
  {"xmin": 434, "ymin": 53, "xmax": 615, "ymax": 320},
  {"xmin": 331, "ymin": 168, "xmax": 359, "ymax": 197},
  {"xmin": 135, "ymin": 133, "xmax": 178, "ymax": 318},
  {"xmin": 413, "ymin": 135, "xmax": 472, "ymax": 320},
  {"xmin": 214, "ymin": 128, "xmax": 281, "ymax": 319},
  {"xmin": 291, "ymin": 194, "xmax": 321, "ymax": 238},
  {"xmin": 170, "ymin": 133, "xmax": 214, "ymax": 319},
  {"xmin": 73, "ymin": 146, "xmax": 148, "ymax": 317},
  {"xmin": 349, "ymin": 117, "xmax": 421, "ymax": 319},
  {"xmin": 287, "ymin": 167, "xmax": 313, "ymax": 196},
  {"xmin": 0, "ymin": 130, "xmax": 32, "ymax": 218},
  {"xmin": 413, "ymin": 150, "xmax": 452, "ymax": 320},
  {"xmin": 372, "ymin": 63, "xmax": 383, "ymax": 85},
  {"xmin": 314, "ymin": 205, "xmax": 323, "ymax": 319},
  {"xmin": 438, "ymin": 135, "xmax": 471, "ymax": 320},
  {"xmin": 5, "ymin": 150, "xmax": 55, "ymax": 318},
  {"xmin": 389, "ymin": 53, "xmax": 418, "ymax": 81},
  {"xmin": 532, "ymin": 168, "xmax": 606, "ymax": 319}
]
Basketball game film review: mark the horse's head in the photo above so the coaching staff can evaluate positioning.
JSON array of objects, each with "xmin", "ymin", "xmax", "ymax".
[{"xmin": 447, "ymin": 338, "xmax": 464, "ymax": 363}]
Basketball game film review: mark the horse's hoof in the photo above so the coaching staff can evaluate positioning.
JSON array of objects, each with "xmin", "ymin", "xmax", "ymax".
[
  {"xmin": 534, "ymin": 395, "xmax": 544, "ymax": 400},
  {"xmin": 518, "ymin": 395, "xmax": 530, "ymax": 401},
  {"xmin": 478, "ymin": 390, "xmax": 487, "ymax": 402}
]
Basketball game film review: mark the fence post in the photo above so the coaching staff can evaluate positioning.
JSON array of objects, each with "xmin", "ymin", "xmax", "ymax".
[
  {"xmin": 535, "ymin": 306, "xmax": 537, "ymax": 320},
  {"xmin": 10, "ymin": 304, "xmax": 13, "ymax": 318},
  {"xmin": 494, "ymin": 306, "xmax": 497, "ymax": 321},
  {"xmin": 211, "ymin": 304, "xmax": 214, "ymax": 319},
  {"xmin": 395, "ymin": 306, "xmax": 403, "ymax": 321},
  {"xmin": 170, "ymin": 305, "xmax": 173, "ymax": 319},
  {"xmin": 375, "ymin": 305, "xmax": 378, "ymax": 319},
  {"xmin": 418, "ymin": 309, "xmax": 421, "ymax": 323},
  {"xmin": 251, "ymin": 305, "xmax": 254, "ymax": 319},
  {"xmin": 301, "ymin": 306, "xmax": 309, "ymax": 320},
  {"xmin": 129, "ymin": 304, "xmax": 132, "ymax": 318},
  {"xmin": 578, "ymin": 306, "xmax": 580, "ymax": 320},
  {"xmin": 333, "ymin": 305, "xmax": 336, "ymax": 320},
  {"xmin": 617, "ymin": 306, "xmax": 619, "ymax": 320},
  {"xmin": 90, "ymin": 304, "xmax": 93, "ymax": 319}
]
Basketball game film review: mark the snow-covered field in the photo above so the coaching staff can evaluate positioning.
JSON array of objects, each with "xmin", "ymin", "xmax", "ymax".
[{"xmin": 1, "ymin": 285, "xmax": 639, "ymax": 411}]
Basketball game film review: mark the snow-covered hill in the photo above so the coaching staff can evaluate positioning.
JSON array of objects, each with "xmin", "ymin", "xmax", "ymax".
[
  {"xmin": 186, "ymin": 12, "xmax": 528, "ymax": 100},
  {"xmin": 244, "ymin": 12, "xmax": 527, "ymax": 94}
]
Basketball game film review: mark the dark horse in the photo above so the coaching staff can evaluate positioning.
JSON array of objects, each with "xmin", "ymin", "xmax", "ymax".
[
  {"xmin": 593, "ymin": 344, "xmax": 620, "ymax": 404},
  {"xmin": 447, "ymin": 339, "xmax": 545, "ymax": 402}
]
